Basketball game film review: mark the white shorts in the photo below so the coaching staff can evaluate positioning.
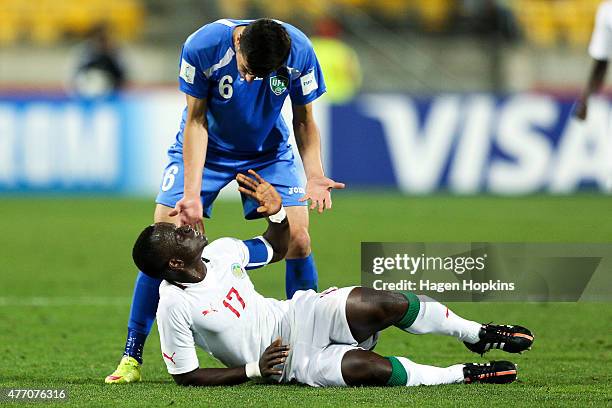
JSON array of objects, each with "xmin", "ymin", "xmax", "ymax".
[{"xmin": 280, "ymin": 286, "xmax": 379, "ymax": 387}]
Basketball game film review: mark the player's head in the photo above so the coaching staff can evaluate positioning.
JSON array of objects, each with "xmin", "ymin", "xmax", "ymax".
[
  {"xmin": 132, "ymin": 223, "xmax": 208, "ymax": 282},
  {"xmin": 236, "ymin": 19, "xmax": 291, "ymax": 81}
]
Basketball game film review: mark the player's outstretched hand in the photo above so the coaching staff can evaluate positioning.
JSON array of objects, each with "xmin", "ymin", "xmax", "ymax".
[
  {"xmin": 300, "ymin": 176, "xmax": 346, "ymax": 213},
  {"xmin": 259, "ymin": 337, "xmax": 289, "ymax": 377},
  {"xmin": 168, "ymin": 196, "xmax": 205, "ymax": 232},
  {"xmin": 236, "ymin": 170, "xmax": 282, "ymax": 216}
]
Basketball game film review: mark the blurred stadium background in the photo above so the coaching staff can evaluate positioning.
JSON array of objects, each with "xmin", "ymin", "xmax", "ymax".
[
  {"xmin": 1, "ymin": 1, "xmax": 611, "ymax": 406},
  {"xmin": 0, "ymin": 0, "xmax": 610, "ymax": 195}
]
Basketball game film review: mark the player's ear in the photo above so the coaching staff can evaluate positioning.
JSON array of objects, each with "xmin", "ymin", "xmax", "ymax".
[{"xmin": 168, "ymin": 258, "xmax": 185, "ymax": 271}]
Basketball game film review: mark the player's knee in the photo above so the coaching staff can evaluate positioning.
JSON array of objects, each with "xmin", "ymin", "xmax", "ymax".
[
  {"xmin": 288, "ymin": 227, "xmax": 311, "ymax": 257},
  {"xmin": 341, "ymin": 350, "xmax": 391, "ymax": 386}
]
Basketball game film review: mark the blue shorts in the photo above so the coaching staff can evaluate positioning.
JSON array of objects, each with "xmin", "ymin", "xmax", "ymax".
[{"xmin": 155, "ymin": 146, "xmax": 306, "ymax": 219}]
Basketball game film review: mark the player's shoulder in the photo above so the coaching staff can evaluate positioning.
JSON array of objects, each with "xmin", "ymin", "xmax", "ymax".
[
  {"xmin": 182, "ymin": 19, "xmax": 235, "ymax": 58},
  {"xmin": 158, "ymin": 281, "xmax": 190, "ymax": 314},
  {"xmin": 203, "ymin": 237, "xmax": 244, "ymax": 260}
]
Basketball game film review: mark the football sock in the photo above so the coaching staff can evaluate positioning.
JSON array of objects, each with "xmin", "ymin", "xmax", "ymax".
[
  {"xmin": 124, "ymin": 271, "xmax": 162, "ymax": 363},
  {"xmin": 285, "ymin": 254, "xmax": 318, "ymax": 299},
  {"xmin": 385, "ymin": 356, "xmax": 464, "ymax": 386},
  {"xmin": 395, "ymin": 293, "xmax": 481, "ymax": 344},
  {"xmin": 123, "ymin": 328, "xmax": 147, "ymax": 364}
]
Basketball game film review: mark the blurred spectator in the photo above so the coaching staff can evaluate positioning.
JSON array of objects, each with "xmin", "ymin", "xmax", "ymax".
[
  {"xmin": 310, "ymin": 17, "xmax": 362, "ymax": 104},
  {"xmin": 458, "ymin": 0, "xmax": 521, "ymax": 41},
  {"xmin": 70, "ymin": 24, "xmax": 126, "ymax": 98}
]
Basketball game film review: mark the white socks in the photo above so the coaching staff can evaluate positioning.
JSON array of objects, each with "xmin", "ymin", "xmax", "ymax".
[
  {"xmin": 406, "ymin": 295, "xmax": 482, "ymax": 344},
  {"xmin": 397, "ymin": 357, "xmax": 465, "ymax": 386}
]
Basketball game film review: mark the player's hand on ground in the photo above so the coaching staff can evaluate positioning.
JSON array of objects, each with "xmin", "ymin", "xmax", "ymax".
[
  {"xmin": 236, "ymin": 170, "xmax": 282, "ymax": 216},
  {"xmin": 259, "ymin": 337, "xmax": 289, "ymax": 377},
  {"xmin": 574, "ymin": 99, "xmax": 588, "ymax": 121},
  {"xmin": 300, "ymin": 176, "xmax": 346, "ymax": 213},
  {"xmin": 168, "ymin": 196, "xmax": 205, "ymax": 232}
]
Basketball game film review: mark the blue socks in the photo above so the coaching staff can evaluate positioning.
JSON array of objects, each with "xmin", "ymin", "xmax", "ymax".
[
  {"xmin": 285, "ymin": 254, "xmax": 318, "ymax": 299},
  {"xmin": 124, "ymin": 329, "xmax": 147, "ymax": 364},
  {"xmin": 124, "ymin": 271, "xmax": 162, "ymax": 363}
]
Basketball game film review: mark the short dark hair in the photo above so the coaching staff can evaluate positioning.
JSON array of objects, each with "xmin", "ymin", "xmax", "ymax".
[
  {"xmin": 240, "ymin": 19, "xmax": 291, "ymax": 77},
  {"xmin": 132, "ymin": 224, "xmax": 173, "ymax": 279}
]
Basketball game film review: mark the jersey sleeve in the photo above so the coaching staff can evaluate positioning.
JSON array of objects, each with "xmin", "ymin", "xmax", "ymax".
[
  {"xmin": 178, "ymin": 41, "xmax": 211, "ymax": 99},
  {"xmin": 157, "ymin": 299, "xmax": 199, "ymax": 375},
  {"xmin": 589, "ymin": 2, "xmax": 612, "ymax": 60},
  {"xmin": 289, "ymin": 41, "xmax": 327, "ymax": 106},
  {"xmin": 207, "ymin": 237, "xmax": 273, "ymax": 270}
]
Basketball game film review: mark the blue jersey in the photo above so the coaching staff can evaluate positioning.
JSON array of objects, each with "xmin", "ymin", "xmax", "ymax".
[{"xmin": 175, "ymin": 19, "xmax": 326, "ymax": 159}]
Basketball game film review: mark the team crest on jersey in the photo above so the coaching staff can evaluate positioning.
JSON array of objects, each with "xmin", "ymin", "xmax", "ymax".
[
  {"xmin": 269, "ymin": 75, "xmax": 288, "ymax": 96},
  {"xmin": 231, "ymin": 263, "xmax": 245, "ymax": 279}
]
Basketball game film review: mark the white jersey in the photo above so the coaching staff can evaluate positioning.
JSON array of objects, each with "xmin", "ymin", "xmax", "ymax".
[
  {"xmin": 590, "ymin": 1, "xmax": 612, "ymax": 60},
  {"xmin": 156, "ymin": 236, "xmax": 291, "ymax": 375}
]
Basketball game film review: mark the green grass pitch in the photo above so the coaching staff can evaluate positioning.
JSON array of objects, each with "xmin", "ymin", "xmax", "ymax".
[{"xmin": 1, "ymin": 193, "xmax": 611, "ymax": 407}]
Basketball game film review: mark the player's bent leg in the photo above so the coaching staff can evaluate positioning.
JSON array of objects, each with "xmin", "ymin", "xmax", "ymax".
[
  {"xmin": 345, "ymin": 288, "xmax": 533, "ymax": 354},
  {"xmin": 340, "ymin": 349, "xmax": 518, "ymax": 386},
  {"xmin": 345, "ymin": 287, "xmax": 408, "ymax": 343},
  {"xmin": 284, "ymin": 206, "xmax": 318, "ymax": 298},
  {"xmin": 344, "ymin": 287, "xmax": 477, "ymax": 344},
  {"xmin": 105, "ymin": 205, "xmax": 180, "ymax": 384}
]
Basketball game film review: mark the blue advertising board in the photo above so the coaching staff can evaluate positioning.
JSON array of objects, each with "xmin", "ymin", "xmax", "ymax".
[{"xmin": 0, "ymin": 91, "xmax": 610, "ymax": 195}]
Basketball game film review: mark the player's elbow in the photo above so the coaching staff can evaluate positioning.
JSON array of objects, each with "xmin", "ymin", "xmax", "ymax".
[{"xmin": 270, "ymin": 240, "xmax": 289, "ymax": 263}]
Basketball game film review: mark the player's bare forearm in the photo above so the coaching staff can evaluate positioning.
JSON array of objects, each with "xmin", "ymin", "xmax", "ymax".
[
  {"xmin": 292, "ymin": 103, "xmax": 345, "ymax": 211},
  {"xmin": 263, "ymin": 217, "xmax": 289, "ymax": 263},
  {"xmin": 292, "ymin": 103, "xmax": 324, "ymax": 179},
  {"xmin": 169, "ymin": 95, "xmax": 208, "ymax": 227},
  {"xmin": 182, "ymin": 122, "xmax": 208, "ymax": 197},
  {"xmin": 183, "ymin": 95, "xmax": 209, "ymax": 199},
  {"xmin": 172, "ymin": 366, "xmax": 248, "ymax": 387}
]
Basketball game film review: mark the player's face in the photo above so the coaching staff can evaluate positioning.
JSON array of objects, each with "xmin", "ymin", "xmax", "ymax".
[
  {"xmin": 236, "ymin": 50, "xmax": 256, "ymax": 83},
  {"xmin": 173, "ymin": 224, "xmax": 208, "ymax": 256}
]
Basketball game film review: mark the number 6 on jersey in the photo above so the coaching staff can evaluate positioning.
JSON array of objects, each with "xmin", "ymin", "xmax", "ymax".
[{"xmin": 219, "ymin": 75, "xmax": 233, "ymax": 99}]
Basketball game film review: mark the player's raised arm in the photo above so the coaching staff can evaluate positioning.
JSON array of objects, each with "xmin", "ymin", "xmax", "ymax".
[
  {"xmin": 169, "ymin": 95, "xmax": 208, "ymax": 230},
  {"xmin": 292, "ymin": 103, "xmax": 345, "ymax": 213},
  {"xmin": 237, "ymin": 170, "xmax": 289, "ymax": 262}
]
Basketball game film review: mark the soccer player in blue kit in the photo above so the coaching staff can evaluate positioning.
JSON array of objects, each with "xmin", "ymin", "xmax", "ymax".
[{"xmin": 105, "ymin": 18, "xmax": 344, "ymax": 384}]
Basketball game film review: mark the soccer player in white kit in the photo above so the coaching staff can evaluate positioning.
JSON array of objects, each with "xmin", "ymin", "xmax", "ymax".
[
  {"xmin": 132, "ymin": 170, "xmax": 534, "ymax": 387},
  {"xmin": 576, "ymin": 0, "xmax": 612, "ymax": 120}
]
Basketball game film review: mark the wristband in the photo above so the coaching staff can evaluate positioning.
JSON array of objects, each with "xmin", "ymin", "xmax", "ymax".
[
  {"xmin": 245, "ymin": 361, "xmax": 261, "ymax": 379},
  {"xmin": 268, "ymin": 206, "xmax": 287, "ymax": 224}
]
